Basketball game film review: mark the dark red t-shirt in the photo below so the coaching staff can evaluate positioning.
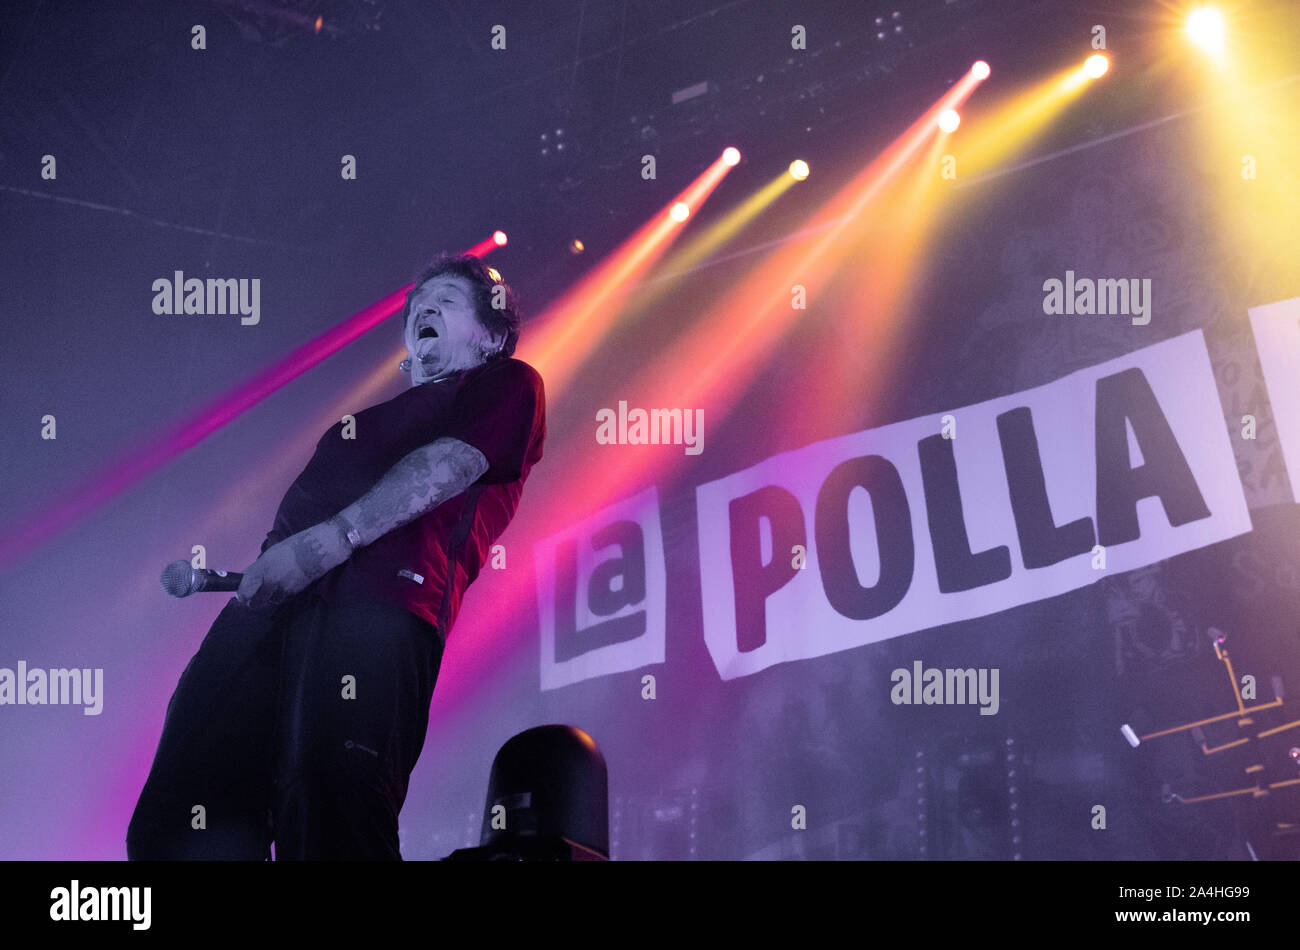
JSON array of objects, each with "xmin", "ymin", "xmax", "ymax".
[{"xmin": 260, "ymin": 356, "xmax": 545, "ymax": 639}]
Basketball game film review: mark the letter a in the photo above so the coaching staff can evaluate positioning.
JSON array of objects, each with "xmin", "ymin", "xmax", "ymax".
[{"xmin": 1042, "ymin": 278, "xmax": 1064, "ymax": 315}]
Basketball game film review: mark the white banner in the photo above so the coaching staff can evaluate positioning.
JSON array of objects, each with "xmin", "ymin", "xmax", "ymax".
[
  {"xmin": 696, "ymin": 330, "xmax": 1252, "ymax": 680},
  {"xmin": 1250, "ymin": 296, "xmax": 1300, "ymax": 503},
  {"xmin": 535, "ymin": 486, "xmax": 666, "ymax": 691}
]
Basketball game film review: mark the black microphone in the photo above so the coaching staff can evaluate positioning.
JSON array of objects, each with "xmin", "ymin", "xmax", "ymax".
[{"xmin": 161, "ymin": 560, "xmax": 243, "ymax": 597}]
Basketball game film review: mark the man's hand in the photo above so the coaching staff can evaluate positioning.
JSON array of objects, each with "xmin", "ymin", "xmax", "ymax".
[
  {"xmin": 234, "ymin": 437, "xmax": 488, "ymax": 609},
  {"xmin": 235, "ymin": 520, "xmax": 351, "ymax": 609}
]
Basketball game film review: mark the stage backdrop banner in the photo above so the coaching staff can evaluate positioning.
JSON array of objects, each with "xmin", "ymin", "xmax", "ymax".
[
  {"xmin": 697, "ymin": 327, "xmax": 1255, "ymax": 680},
  {"xmin": 531, "ymin": 315, "xmax": 1300, "ymax": 686},
  {"xmin": 536, "ymin": 485, "xmax": 667, "ymax": 691},
  {"xmin": 1251, "ymin": 297, "xmax": 1300, "ymax": 504}
]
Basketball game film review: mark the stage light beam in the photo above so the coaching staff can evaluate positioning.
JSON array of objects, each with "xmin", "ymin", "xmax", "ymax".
[
  {"xmin": 938, "ymin": 110, "xmax": 961, "ymax": 133},
  {"xmin": 520, "ymin": 149, "xmax": 737, "ymax": 393},
  {"xmin": 1186, "ymin": 7, "xmax": 1226, "ymax": 56},
  {"xmin": 466, "ymin": 231, "xmax": 510, "ymax": 257},
  {"xmin": 1083, "ymin": 54, "xmax": 1109, "ymax": 79}
]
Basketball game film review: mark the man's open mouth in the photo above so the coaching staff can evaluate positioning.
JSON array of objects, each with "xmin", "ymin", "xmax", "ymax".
[{"xmin": 418, "ymin": 326, "xmax": 438, "ymax": 339}]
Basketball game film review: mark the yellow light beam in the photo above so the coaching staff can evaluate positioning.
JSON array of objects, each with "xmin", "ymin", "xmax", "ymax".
[{"xmin": 952, "ymin": 56, "xmax": 1108, "ymax": 182}]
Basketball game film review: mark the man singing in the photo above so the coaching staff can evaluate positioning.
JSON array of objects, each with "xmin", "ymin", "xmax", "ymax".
[{"xmin": 127, "ymin": 253, "xmax": 545, "ymax": 860}]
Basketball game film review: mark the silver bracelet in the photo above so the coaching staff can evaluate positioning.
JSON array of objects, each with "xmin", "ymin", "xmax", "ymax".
[{"xmin": 331, "ymin": 514, "xmax": 363, "ymax": 552}]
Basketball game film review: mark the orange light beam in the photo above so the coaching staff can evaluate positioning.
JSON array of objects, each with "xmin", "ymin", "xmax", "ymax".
[
  {"xmin": 521, "ymin": 151, "xmax": 736, "ymax": 394},
  {"xmin": 582, "ymin": 66, "xmax": 988, "ymax": 496},
  {"xmin": 526, "ymin": 65, "xmax": 991, "ymax": 541},
  {"xmin": 796, "ymin": 130, "xmax": 954, "ymax": 435}
]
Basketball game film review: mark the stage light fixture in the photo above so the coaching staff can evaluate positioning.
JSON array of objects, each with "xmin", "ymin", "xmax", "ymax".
[
  {"xmin": 938, "ymin": 110, "xmax": 961, "ymax": 133},
  {"xmin": 493, "ymin": 230, "xmax": 508, "ymax": 246},
  {"xmin": 1186, "ymin": 7, "xmax": 1226, "ymax": 55},
  {"xmin": 569, "ymin": 238, "xmax": 585, "ymax": 254},
  {"xmin": 1083, "ymin": 54, "xmax": 1109, "ymax": 79},
  {"xmin": 972, "ymin": 61, "xmax": 991, "ymax": 81},
  {"xmin": 723, "ymin": 147, "xmax": 741, "ymax": 166},
  {"xmin": 671, "ymin": 202, "xmax": 690, "ymax": 221},
  {"xmin": 789, "ymin": 160, "xmax": 810, "ymax": 181}
]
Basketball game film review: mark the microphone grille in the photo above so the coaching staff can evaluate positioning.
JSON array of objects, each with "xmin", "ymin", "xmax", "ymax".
[{"xmin": 161, "ymin": 560, "xmax": 196, "ymax": 597}]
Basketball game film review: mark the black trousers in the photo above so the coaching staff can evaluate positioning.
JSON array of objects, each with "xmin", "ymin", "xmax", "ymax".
[{"xmin": 127, "ymin": 593, "xmax": 444, "ymax": 860}]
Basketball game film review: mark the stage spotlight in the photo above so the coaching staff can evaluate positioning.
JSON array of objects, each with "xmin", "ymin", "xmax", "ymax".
[
  {"xmin": 493, "ymin": 230, "xmax": 508, "ymax": 246},
  {"xmin": 1083, "ymin": 53, "xmax": 1109, "ymax": 79},
  {"xmin": 722, "ymin": 147, "xmax": 741, "ymax": 166},
  {"xmin": 938, "ymin": 109, "xmax": 961, "ymax": 133},
  {"xmin": 789, "ymin": 159, "xmax": 810, "ymax": 180},
  {"xmin": 971, "ymin": 60, "xmax": 991, "ymax": 81},
  {"xmin": 487, "ymin": 266, "xmax": 502, "ymax": 282},
  {"xmin": 1186, "ymin": 7, "xmax": 1226, "ymax": 55},
  {"xmin": 670, "ymin": 202, "xmax": 690, "ymax": 221},
  {"xmin": 569, "ymin": 238, "xmax": 585, "ymax": 254},
  {"xmin": 313, "ymin": 16, "xmax": 323, "ymax": 34},
  {"xmin": 445, "ymin": 725, "xmax": 610, "ymax": 862}
]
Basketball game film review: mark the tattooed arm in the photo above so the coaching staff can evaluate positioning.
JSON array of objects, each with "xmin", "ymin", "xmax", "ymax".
[{"xmin": 235, "ymin": 437, "xmax": 488, "ymax": 608}]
